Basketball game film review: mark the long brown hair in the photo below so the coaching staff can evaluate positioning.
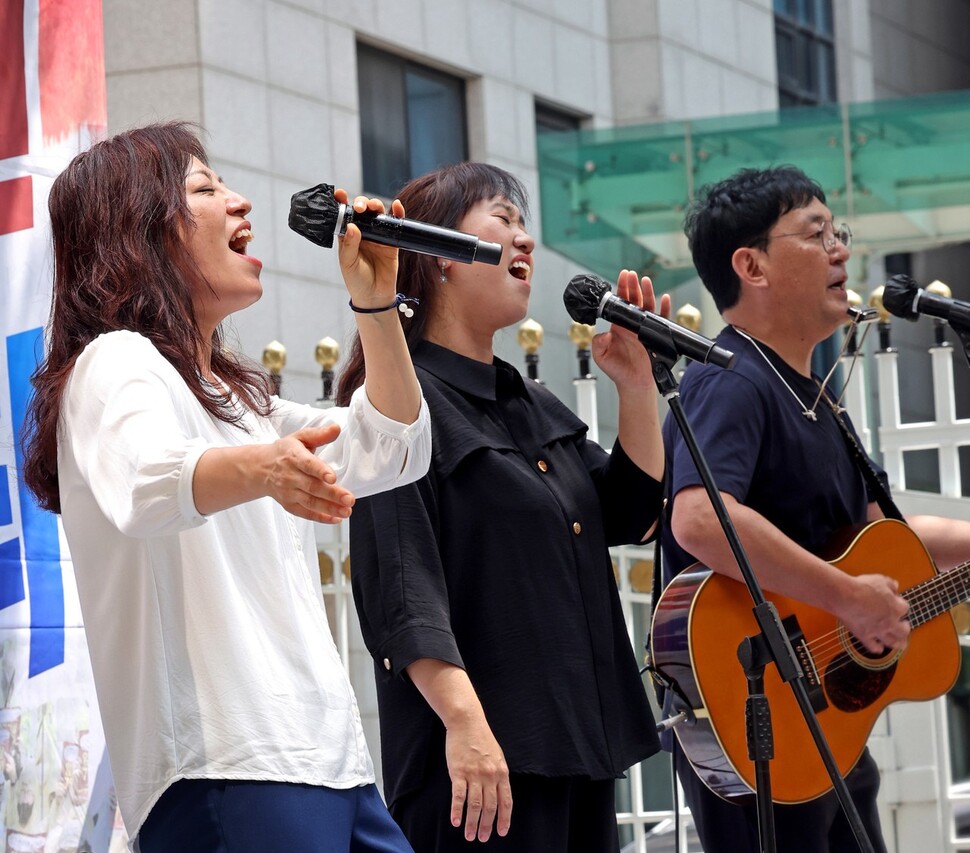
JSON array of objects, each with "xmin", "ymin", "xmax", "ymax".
[
  {"xmin": 335, "ymin": 161, "xmax": 529, "ymax": 406},
  {"xmin": 22, "ymin": 121, "xmax": 273, "ymax": 513}
]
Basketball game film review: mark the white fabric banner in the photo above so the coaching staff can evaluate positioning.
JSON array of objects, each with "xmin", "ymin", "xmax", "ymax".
[{"xmin": 0, "ymin": 1, "xmax": 127, "ymax": 850}]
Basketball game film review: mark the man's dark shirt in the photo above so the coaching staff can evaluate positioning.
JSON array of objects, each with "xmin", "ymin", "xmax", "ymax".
[
  {"xmin": 662, "ymin": 325, "xmax": 886, "ymax": 583},
  {"xmin": 350, "ymin": 341, "xmax": 664, "ymax": 806},
  {"xmin": 660, "ymin": 325, "xmax": 887, "ymax": 754}
]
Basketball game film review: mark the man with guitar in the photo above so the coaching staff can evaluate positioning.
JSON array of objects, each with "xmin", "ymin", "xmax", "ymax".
[{"xmin": 658, "ymin": 165, "xmax": 970, "ymax": 852}]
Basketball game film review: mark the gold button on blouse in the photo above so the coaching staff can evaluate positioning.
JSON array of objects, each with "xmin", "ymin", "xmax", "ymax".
[
  {"xmin": 537, "ymin": 460, "xmax": 549, "ymax": 473},
  {"xmin": 572, "ymin": 522, "xmax": 582, "ymax": 535}
]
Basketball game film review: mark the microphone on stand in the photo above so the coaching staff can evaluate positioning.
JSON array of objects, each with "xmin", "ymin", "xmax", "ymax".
[
  {"xmin": 562, "ymin": 273, "xmax": 736, "ymax": 368},
  {"xmin": 882, "ymin": 274, "xmax": 970, "ymax": 329},
  {"xmin": 288, "ymin": 183, "xmax": 503, "ymax": 265}
]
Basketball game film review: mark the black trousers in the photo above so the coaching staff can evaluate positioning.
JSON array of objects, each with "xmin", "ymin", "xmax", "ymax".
[
  {"xmin": 674, "ymin": 742, "xmax": 888, "ymax": 853},
  {"xmin": 390, "ymin": 750, "xmax": 621, "ymax": 853}
]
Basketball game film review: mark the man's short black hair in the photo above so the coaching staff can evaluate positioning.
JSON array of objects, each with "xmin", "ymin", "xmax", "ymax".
[{"xmin": 684, "ymin": 165, "xmax": 827, "ymax": 312}]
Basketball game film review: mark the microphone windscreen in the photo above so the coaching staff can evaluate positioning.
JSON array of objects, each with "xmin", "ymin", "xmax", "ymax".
[
  {"xmin": 882, "ymin": 274, "xmax": 920, "ymax": 320},
  {"xmin": 563, "ymin": 273, "xmax": 610, "ymax": 325},
  {"xmin": 289, "ymin": 183, "xmax": 340, "ymax": 248}
]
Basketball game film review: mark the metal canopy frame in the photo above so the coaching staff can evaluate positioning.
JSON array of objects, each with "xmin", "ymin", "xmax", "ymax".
[{"xmin": 538, "ymin": 90, "xmax": 970, "ymax": 291}]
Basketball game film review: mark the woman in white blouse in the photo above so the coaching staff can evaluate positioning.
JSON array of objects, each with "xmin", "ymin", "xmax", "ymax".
[{"xmin": 22, "ymin": 122, "xmax": 429, "ymax": 853}]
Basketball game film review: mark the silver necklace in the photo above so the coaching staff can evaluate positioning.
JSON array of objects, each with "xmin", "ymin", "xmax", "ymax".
[
  {"xmin": 732, "ymin": 328, "xmax": 820, "ymax": 421},
  {"xmin": 733, "ymin": 316, "xmax": 873, "ymax": 422}
]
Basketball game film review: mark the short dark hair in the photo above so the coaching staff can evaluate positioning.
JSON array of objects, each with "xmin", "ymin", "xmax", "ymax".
[
  {"xmin": 336, "ymin": 162, "xmax": 530, "ymax": 406},
  {"xmin": 684, "ymin": 165, "xmax": 827, "ymax": 312}
]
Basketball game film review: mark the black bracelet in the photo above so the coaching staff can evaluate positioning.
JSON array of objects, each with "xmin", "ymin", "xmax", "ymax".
[{"xmin": 348, "ymin": 293, "xmax": 420, "ymax": 318}]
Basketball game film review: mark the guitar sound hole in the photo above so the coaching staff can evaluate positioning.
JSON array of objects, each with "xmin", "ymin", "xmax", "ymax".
[{"xmin": 823, "ymin": 651, "xmax": 897, "ymax": 712}]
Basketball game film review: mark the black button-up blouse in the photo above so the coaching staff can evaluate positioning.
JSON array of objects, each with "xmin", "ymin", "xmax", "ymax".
[{"xmin": 350, "ymin": 341, "xmax": 663, "ymax": 806}]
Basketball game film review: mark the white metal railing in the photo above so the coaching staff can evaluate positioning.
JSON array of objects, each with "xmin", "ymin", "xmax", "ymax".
[
  {"xmin": 612, "ymin": 541, "xmax": 699, "ymax": 851},
  {"xmin": 790, "ymin": 337, "xmax": 970, "ymax": 851},
  {"xmin": 872, "ymin": 343, "xmax": 970, "ymax": 499}
]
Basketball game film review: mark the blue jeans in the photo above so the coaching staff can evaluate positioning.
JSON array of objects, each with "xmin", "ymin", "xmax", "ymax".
[{"xmin": 137, "ymin": 779, "xmax": 414, "ymax": 853}]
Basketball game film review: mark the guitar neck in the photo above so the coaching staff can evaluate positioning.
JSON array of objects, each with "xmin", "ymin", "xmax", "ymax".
[{"xmin": 906, "ymin": 560, "xmax": 970, "ymax": 628}]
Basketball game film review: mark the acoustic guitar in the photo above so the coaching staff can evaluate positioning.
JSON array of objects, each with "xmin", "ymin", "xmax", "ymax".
[{"xmin": 650, "ymin": 518, "xmax": 969, "ymax": 804}]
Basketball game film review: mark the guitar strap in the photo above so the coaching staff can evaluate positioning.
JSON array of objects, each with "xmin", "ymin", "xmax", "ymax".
[{"xmin": 824, "ymin": 395, "xmax": 905, "ymax": 522}]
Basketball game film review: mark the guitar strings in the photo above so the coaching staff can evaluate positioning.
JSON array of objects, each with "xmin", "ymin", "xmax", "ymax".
[{"xmin": 792, "ymin": 560, "xmax": 970, "ymax": 678}]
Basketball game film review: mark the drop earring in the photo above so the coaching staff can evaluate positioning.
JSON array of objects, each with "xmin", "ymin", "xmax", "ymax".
[{"xmin": 439, "ymin": 263, "xmax": 447, "ymax": 284}]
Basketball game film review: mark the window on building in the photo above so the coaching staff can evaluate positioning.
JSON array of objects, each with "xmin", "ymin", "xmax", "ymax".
[
  {"xmin": 535, "ymin": 101, "xmax": 584, "ymax": 135},
  {"xmin": 357, "ymin": 43, "xmax": 468, "ymax": 199},
  {"xmin": 774, "ymin": 0, "xmax": 836, "ymax": 107}
]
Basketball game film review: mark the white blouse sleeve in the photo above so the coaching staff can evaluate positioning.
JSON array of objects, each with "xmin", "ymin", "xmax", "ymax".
[
  {"xmin": 269, "ymin": 385, "xmax": 431, "ymax": 499},
  {"xmin": 60, "ymin": 332, "xmax": 213, "ymax": 538}
]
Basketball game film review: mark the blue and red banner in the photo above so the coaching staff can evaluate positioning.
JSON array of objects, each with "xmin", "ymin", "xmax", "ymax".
[{"xmin": 1, "ymin": 2, "xmax": 126, "ymax": 850}]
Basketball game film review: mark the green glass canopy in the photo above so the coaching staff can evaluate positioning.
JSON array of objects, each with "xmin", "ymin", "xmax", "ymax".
[{"xmin": 537, "ymin": 89, "xmax": 970, "ymax": 292}]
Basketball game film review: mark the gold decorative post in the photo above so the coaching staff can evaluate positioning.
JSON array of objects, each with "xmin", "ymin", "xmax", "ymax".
[
  {"xmin": 675, "ymin": 303, "xmax": 701, "ymax": 334},
  {"xmin": 568, "ymin": 321, "xmax": 596, "ymax": 379},
  {"xmin": 844, "ymin": 288, "xmax": 862, "ymax": 354},
  {"xmin": 868, "ymin": 287, "xmax": 893, "ymax": 352},
  {"xmin": 517, "ymin": 318, "xmax": 544, "ymax": 382},
  {"xmin": 675, "ymin": 303, "xmax": 702, "ymax": 367},
  {"xmin": 262, "ymin": 340, "xmax": 286, "ymax": 396},
  {"xmin": 315, "ymin": 336, "xmax": 340, "ymax": 402}
]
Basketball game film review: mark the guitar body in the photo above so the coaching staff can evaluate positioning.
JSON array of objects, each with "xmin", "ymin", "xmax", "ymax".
[{"xmin": 650, "ymin": 518, "xmax": 961, "ymax": 804}]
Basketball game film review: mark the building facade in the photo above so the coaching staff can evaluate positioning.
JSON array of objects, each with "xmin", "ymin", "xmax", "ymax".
[{"xmin": 102, "ymin": 0, "xmax": 970, "ymax": 437}]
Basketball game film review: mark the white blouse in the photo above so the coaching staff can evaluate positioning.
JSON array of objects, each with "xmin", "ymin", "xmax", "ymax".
[{"xmin": 56, "ymin": 331, "xmax": 430, "ymax": 843}]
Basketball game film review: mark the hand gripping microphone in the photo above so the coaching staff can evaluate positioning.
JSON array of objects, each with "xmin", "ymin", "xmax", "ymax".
[
  {"xmin": 882, "ymin": 274, "xmax": 970, "ymax": 330},
  {"xmin": 563, "ymin": 273, "xmax": 736, "ymax": 368},
  {"xmin": 288, "ymin": 183, "xmax": 503, "ymax": 265}
]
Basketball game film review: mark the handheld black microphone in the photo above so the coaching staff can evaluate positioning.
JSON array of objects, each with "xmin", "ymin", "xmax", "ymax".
[
  {"xmin": 563, "ymin": 273, "xmax": 736, "ymax": 368},
  {"xmin": 882, "ymin": 274, "xmax": 970, "ymax": 329},
  {"xmin": 288, "ymin": 183, "xmax": 503, "ymax": 265}
]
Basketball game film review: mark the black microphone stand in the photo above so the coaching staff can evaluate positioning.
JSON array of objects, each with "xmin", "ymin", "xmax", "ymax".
[
  {"xmin": 946, "ymin": 317, "xmax": 970, "ymax": 371},
  {"xmin": 640, "ymin": 323, "xmax": 876, "ymax": 853}
]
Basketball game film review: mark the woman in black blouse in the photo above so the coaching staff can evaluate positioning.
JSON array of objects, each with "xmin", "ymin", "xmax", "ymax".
[{"xmin": 337, "ymin": 162, "xmax": 669, "ymax": 852}]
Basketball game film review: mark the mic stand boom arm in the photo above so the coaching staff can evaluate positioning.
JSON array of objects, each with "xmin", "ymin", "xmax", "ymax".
[
  {"xmin": 639, "ymin": 322, "xmax": 876, "ymax": 853},
  {"xmin": 946, "ymin": 317, "xmax": 970, "ymax": 372}
]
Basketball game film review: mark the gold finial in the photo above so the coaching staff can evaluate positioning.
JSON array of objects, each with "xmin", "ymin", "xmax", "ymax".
[
  {"xmin": 927, "ymin": 279, "xmax": 952, "ymax": 299},
  {"xmin": 315, "ymin": 337, "xmax": 340, "ymax": 371},
  {"xmin": 318, "ymin": 551, "xmax": 335, "ymax": 586},
  {"xmin": 867, "ymin": 286, "xmax": 889, "ymax": 323},
  {"xmin": 517, "ymin": 318, "xmax": 544, "ymax": 355},
  {"xmin": 675, "ymin": 303, "xmax": 701, "ymax": 333},
  {"xmin": 844, "ymin": 288, "xmax": 863, "ymax": 326},
  {"xmin": 629, "ymin": 559, "xmax": 654, "ymax": 593},
  {"xmin": 568, "ymin": 322, "xmax": 595, "ymax": 350},
  {"xmin": 262, "ymin": 340, "xmax": 286, "ymax": 374}
]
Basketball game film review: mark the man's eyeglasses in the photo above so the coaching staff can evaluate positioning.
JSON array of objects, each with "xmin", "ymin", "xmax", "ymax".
[{"xmin": 764, "ymin": 221, "xmax": 852, "ymax": 254}]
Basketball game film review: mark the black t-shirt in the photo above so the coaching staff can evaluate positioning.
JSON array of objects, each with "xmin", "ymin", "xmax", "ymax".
[
  {"xmin": 350, "ymin": 341, "xmax": 664, "ymax": 806},
  {"xmin": 662, "ymin": 324, "xmax": 883, "ymax": 584}
]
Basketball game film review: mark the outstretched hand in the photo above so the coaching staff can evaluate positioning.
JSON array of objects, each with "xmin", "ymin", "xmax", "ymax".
[
  {"xmin": 591, "ymin": 269, "xmax": 672, "ymax": 390},
  {"xmin": 334, "ymin": 189, "xmax": 402, "ymax": 310},
  {"xmin": 262, "ymin": 424, "xmax": 355, "ymax": 523}
]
